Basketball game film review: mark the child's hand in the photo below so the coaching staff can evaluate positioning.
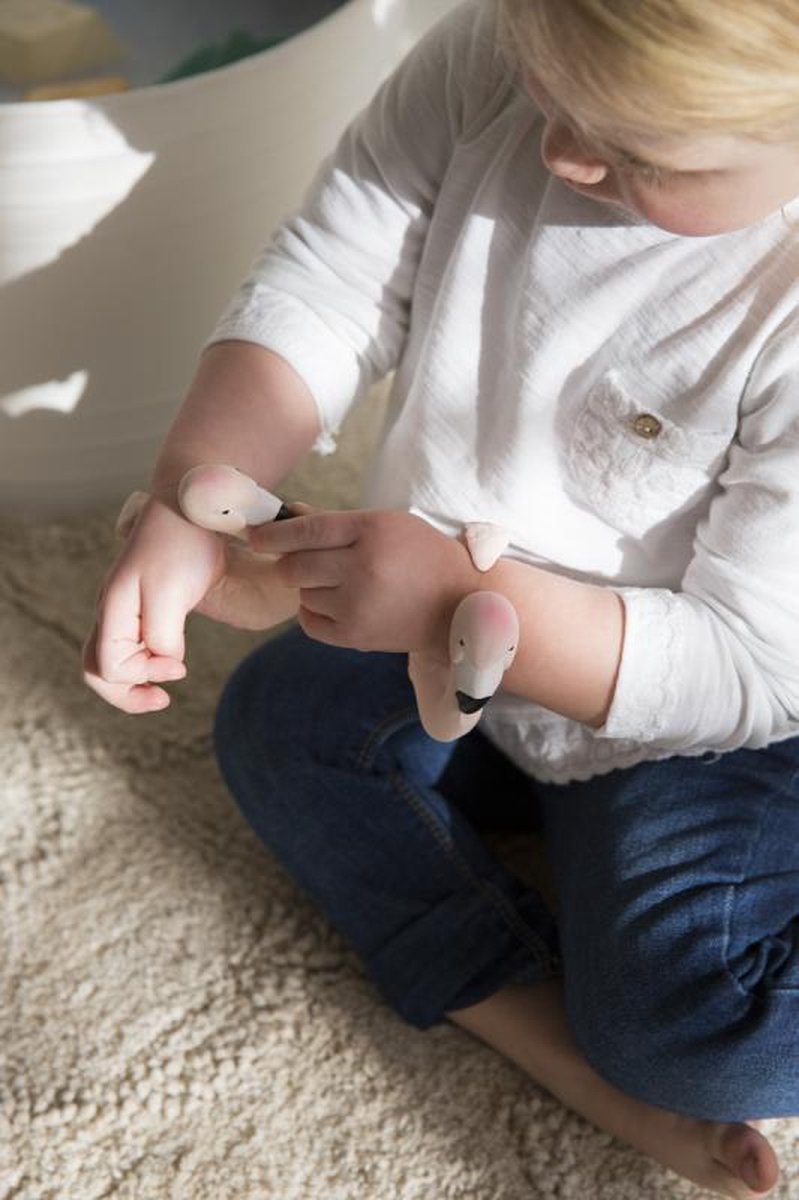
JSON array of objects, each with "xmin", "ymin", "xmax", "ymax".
[
  {"xmin": 247, "ymin": 509, "xmax": 475, "ymax": 657},
  {"xmin": 83, "ymin": 497, "xmax": 225, "ymax": 713}
]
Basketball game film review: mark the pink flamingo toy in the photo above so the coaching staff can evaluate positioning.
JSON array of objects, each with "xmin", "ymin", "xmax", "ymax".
[{"xmin": 117, "ymin": 465, "xmax": 519, "ymax": 742}]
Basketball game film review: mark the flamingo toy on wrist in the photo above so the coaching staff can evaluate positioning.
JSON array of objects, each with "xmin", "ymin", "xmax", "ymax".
[
  {"xmin": 117, "ymin": 465, "xmax": 519, "ymax": 741},
  {"xmin": 178, "ymin": 463, "xmax": 294, "ymax": 533}
]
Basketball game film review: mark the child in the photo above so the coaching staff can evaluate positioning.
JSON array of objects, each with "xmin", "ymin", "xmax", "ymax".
[{"xmin": 84, "ymin": 0, "xmax": 799, "ymax": 1193}]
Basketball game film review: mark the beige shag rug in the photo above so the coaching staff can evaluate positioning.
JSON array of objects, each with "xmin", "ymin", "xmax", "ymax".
[{"xmin": 2, "ymin": 397, "xmax": 798, "ymax": 1200}]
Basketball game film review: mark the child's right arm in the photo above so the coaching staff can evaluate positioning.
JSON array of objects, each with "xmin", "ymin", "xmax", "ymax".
[
  {"xmin": 83, "ymin": 340, "xmax": 321, "ymax": 713},
  {"xmin": 85, "ymin": 1, "xmax": 503, "ymax": 714}
]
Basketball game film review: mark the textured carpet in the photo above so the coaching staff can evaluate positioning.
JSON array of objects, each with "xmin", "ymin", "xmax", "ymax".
[{"xmin": 2, "ymin": 400, "xmax": 798, "ymax": 1200}]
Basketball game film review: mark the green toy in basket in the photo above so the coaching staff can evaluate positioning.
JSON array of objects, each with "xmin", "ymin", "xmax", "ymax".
[{"xmin": 159, "ymin": 29, "xmax": 287, "ymax": 83}]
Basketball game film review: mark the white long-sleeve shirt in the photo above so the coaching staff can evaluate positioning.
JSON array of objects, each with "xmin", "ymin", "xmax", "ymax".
[{"xmin": 210, "ymin": 0, "xmax": 799, "ymax": 783}]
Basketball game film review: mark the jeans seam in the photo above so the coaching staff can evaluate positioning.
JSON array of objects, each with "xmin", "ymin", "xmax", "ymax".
[
  {"xmin": 722, "ymin": 789, "xmax": 797, "ymax": 997},
  {"xmin": 353, "ymin": 703, "xmax": 556, "ymax": 971},
  {"xmin": 354, "ymin": 704, "xmax": 419, "ymax": 771},
  {"xmin": 389, "ymin": 769, "xmax": 556, "ymax": 970}
]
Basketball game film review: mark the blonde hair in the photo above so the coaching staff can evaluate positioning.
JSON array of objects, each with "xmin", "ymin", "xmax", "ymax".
[{"xmin": 497, "ymin": 0, "xmax": 799, "ymax": 146}]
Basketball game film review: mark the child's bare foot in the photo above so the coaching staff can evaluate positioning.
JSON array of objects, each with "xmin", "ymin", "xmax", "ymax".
[{"xmin": 448, "ymin": 981, "xmax": 780, "ymax": 1198}]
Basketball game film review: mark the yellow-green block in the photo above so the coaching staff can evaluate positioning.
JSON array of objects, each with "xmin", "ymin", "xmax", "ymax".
[{"xmin": 0, "ymin": 0, "xmax": 123, "ymax": 85}]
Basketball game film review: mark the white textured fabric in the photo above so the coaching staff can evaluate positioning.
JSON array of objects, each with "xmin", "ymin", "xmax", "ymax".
[{"xmin": 211, "ymin": 0, "xmax": 799, "ymax": 783}]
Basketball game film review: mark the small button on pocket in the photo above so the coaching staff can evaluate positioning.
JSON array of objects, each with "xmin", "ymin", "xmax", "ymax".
[
  {"xmin": 566, "ymin": 373, "xmax": 731, "ymax": 538},
  {"xmin": 631, "ymin": 412, "xmax": 663, "ymax": 440}
]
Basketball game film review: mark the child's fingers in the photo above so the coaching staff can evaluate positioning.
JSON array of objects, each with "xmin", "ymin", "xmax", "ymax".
[
  {"xmin": 141, "ymin": 583, "xmax": 188, "ymax": 665},
  {"xmin": 248, "ymin": 509, "xmax": 358, "ymax": 555},
  {"xmin": 87, "ymin": 673, "xmax": 174, "ymax": 715},
  {"xmin": 296, "ymin": 604, "xmax": 340, "ymax": 645},
  {"xmin": 296, "ymin": 586, "xmax": 340, "ymax": 621},
  {"xmin": 82, "ymin": 625, "xmax": 176, "ymax": 713},
  {"xmin": 94, "ymin": 577, "xmax": 147, "ymax": 682},
  {"xmin": 95, "ymin": 577, "xmax": 186, "ymax": 685},
  {"xmin": 275, "ymin": 548, "xmax": 347, "ymax": 589}
]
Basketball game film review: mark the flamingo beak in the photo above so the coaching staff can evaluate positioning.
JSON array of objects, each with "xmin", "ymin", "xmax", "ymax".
[{"xmin": 455, "ymin": 690, "xmax": 490, "ymax": 715}]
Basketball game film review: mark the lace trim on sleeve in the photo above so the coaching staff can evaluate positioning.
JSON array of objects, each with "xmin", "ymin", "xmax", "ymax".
[{"xmin": 596, "ymin": 587, "xmax": 685, "ymax": 742}]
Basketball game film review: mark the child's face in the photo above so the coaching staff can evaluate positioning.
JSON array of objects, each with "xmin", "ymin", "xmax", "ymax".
[{"xmin": 526, "ymin": 74, "xmax": 799, "ymax": 236}]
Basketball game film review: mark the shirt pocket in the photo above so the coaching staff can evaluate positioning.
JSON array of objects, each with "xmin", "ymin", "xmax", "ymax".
[{"xmin": 565, "ymin": 373, "xmax": 732, "ymax": 538}]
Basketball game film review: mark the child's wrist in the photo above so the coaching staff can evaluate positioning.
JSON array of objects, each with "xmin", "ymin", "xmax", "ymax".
[{"xmin": 147, "ymin": 471, "xmax": 187, "ymax": 515}]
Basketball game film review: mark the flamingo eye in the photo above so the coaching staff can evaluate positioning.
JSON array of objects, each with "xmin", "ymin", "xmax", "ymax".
[
  {"xmin": 458, "ymin": 638, "xmax": 465, "ymax": 647},
  {"xmin": 221, "ymin": 509, "xmax": 231, "ymax": 515}
]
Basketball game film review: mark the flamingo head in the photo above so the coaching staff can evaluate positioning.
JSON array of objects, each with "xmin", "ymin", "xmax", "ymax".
[
  {"xmin": 449, "ymin": 591, "xmax": 519, "ymax": 714},
  {"xmin": 178, "ymin": 464, "xmax": 284, "ymax": 535}
]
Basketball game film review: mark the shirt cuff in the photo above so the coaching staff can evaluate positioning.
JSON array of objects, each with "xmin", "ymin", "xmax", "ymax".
[{"xmin": 595, "ymin": 586, "xmax": 686, "ymax": 743}]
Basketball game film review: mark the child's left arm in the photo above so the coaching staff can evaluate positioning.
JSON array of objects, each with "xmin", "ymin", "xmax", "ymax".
[
  {"xmin": 250, "ymin": 321, "xmax": 799, "ymax": 752},
  {"xmin": 591, "ymin": 322, "xmax": 799, "ymax": 754},
  {"xmin": 248, "ymin": 507, "xmax": 624, "ymax": 729}
]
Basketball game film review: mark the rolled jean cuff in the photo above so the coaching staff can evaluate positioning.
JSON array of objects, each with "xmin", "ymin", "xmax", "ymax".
[{"xmin": 367, "ymin": 884, "xmax": 560, "ymax": 1030}]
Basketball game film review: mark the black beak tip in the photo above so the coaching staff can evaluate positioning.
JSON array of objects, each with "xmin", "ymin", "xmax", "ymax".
[{"xmin": 455, "ymin": 691, "xmax": 490, "ymax": 715}]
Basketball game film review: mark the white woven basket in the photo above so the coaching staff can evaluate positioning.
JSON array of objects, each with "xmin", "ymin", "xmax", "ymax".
[{"xmin": 0, "ymin": 0, "xmax": 457, "ymax": 515}]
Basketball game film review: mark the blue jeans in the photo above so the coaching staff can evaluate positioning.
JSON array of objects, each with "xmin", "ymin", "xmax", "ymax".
[{"xmin": 214, "ymin": 627, "xmax": 799, "ymax": 1121}]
